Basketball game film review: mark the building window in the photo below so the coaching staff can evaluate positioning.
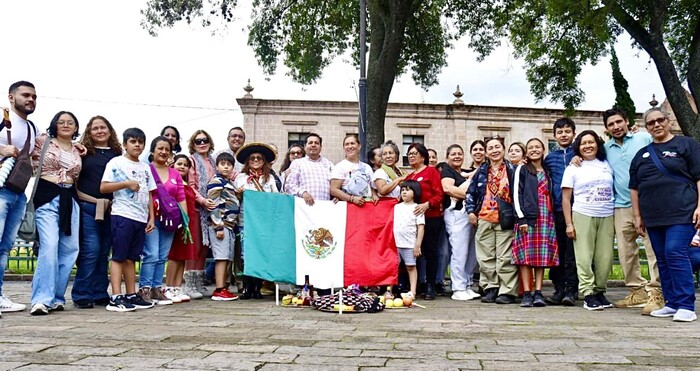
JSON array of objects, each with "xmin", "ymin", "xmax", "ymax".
[
  {"xmin": 402, "ymin": 135, "xmax": 424, "ymax": 166},
  {"xmin": 548, "ymin": 139, "xmax": 558, "ymax": 153},
  {"xmin": 288, "ymin": 132, "xmax": 309, "ymax": 149}
]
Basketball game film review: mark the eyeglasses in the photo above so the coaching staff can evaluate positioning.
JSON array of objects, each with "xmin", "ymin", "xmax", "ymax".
[
  {"xmin": 194, "ymin": 138, "xmax": 210, "ymax": 145},
  {"xmin": 290, "ymin": 151, "xmax": 303, "ymax": 156},
  {"xmin": 645, "ymin": 117, "xmax": 667, "ymax": 126},
  {"xmin": 57, "ymin": 120, "xmax": 75, "ymax": 126},
  {"xmin": 407, "ymin": 151, "xmax": 420, "ymax": 157},
  {"xmin": 249, "ymin": 155, "xmax": 264, "ymax": 162},
  {"xmin": 229, "ymin": 134, "xmax": 245, "ymax": 139}
]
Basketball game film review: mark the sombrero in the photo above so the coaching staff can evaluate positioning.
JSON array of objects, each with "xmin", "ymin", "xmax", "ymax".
[{"xmin": 236, "ymin": 142, "xmax": 277, "ymax": 164}]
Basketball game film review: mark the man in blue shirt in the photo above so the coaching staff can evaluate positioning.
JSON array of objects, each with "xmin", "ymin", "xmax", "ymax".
[
  {"xmin": 603, "ymin": 108, "xmax": 662, "ymax": 315},
  {"xmin": 543, "ymin": 118, "xmax": 578, "ymax": 306}
]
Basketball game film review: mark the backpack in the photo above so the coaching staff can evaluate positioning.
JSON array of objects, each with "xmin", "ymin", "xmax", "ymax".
[{"xmin": 149, "ymin": 164, "xmax": 183, "ymax": 232}]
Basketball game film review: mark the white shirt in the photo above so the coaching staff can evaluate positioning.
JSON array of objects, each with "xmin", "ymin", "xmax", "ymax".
[
  {"xmin": 331, "ymin": 159, "xmax": 373, "ymax": 198},
  {"xmin": 393, "ymin": 202, "xmax": 425, "ymax": 248},
  {"xmin": 561, "ymin": 159, "xmax": 615, "ymax": 217},
  {"xmin": 371, "ymin": 167, "xmax": 400, "ymax": 198},
  {"xmin": 0, "ymin": 110, "xmax": 36, "ymax": 151},
  {"xmin": 102, "ymin": 156, "xmax": 157, "ymax": 223}
]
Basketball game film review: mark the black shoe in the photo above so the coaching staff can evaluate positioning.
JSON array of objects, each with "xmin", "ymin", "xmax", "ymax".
[
  {"xmin": 481, "ymin": 288, "xmax": 498, "ymax": 303},
  {"xmin": 583, "ymin": 294, "xmax": 604, "ymax": 311},
  {"xmin": 595, "ymin": 292, "xmax": 614, "ymax": 308},
  {"xmin": 94, "ymin": 297, "xmax": 111, "ymax": 307},
  {"xmin": 477, "ymin": 286, "xmax": 486, "ymax": 297},
  {"xmin": 561, "ymin": 290, "xmax": 576, "ymax": 306},
  {"xmin": 533, "ymin": 290, "xmax": 546, "ymax": 307},
  {"xmin": 434, "ymin": 283, "xmax": 446, "ymax": 296},
  {"xmin": 545, "ymin": 289, "xmax": 564, "ymax": 305},
  {"xmin": 423, "ymin": 284, "xmax": 436, "ymax": 300},
  {"xmin": 520, "ymin": 292, "xmax": 533, "ymax": 307},
  {"xmin": 495, "ymin": 294, "xmax": 515, "ymax": 304},
  {"xmin": 417, "ymin": 282, "xmax": 426, "ymax": 296},
  {"xmin": 74, "ymin": 299, "xmax": 94, "ymax": 309},
  {"xmin": 253, "ymin": 291, "xmax": 264, "ymax": 299},
  {"xmin": 127, "ymin": 294, "xmax": 154, "ymax": 309}
]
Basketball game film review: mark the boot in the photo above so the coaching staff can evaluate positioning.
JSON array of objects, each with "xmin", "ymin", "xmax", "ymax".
[
  {"xmin": 544, "ymin": 286, "xmax": 564, "ymax": 305},
  {"xmin": 253, "ymin": 278, "xmax": 264, "ymax": 299},
  {"xmin": 561, "ymin": 286, "xmax": 576, "ymax": 306},
  {"xmin": 195, "ymin": 270, "xmax": 211, "ymax": 297},
  {"xmin": 424, "ymin": 283, "xmax": 436, "ymax": 300},
  {"xmin": 239, "ymin": 276, "xmax": 253, "ymax": 300},
  {"xmin": 641, "ymin": 288, "xmax": 664, "ymax": 316},
  {"xmin": 183, "ymin": 271, "xmax": 203, "ymax": 300}
]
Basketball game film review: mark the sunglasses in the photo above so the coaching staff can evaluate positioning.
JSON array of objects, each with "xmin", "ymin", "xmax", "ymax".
[
  {"xmin": 249, "ymin": 155, "xmax": 264, "ymax": 162},
  {"xmin": 645, "ymin": 117, "xmax": 667, "ymax": 126},
  {"xmin": 290, "ymin": 151, "xmax": 303, "ymax": 156},
  {"xmin": 194, "ymin": 138, "xmax": 210, "ymax": 145}
]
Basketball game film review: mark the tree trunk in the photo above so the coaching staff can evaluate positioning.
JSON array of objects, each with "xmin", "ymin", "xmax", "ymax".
[{"xmin": 365, "ymin": 0, "xmax": 414, "ymax": 150}]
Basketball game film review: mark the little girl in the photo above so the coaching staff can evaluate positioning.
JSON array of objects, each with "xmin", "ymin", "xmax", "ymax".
[
  {"xmin": 164, "ymin": 154, "xmax": 199, "ymax": 302},
  {"xmin": 393, "ymin": 180, "xmax": 425, "ymax": 299}
]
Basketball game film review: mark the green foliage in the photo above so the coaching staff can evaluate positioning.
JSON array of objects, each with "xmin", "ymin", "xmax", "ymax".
[{"xmin": 610, "ymin": 46, "xmax": 636, "ymax": 127}]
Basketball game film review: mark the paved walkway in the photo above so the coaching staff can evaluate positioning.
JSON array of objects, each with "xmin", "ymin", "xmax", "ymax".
[{"xmin": 1, "ymin": 281, "xmax": 699, "ymax": 370}]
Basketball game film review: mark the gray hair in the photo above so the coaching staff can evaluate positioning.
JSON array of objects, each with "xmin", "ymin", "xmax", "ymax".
[
  {"xmin": 643, "ymin": 107, "xmax": 670, "ymax": 124},
  {"xmin": 380, "ymin": 140, "xmax": 401, "ymax": 162}
]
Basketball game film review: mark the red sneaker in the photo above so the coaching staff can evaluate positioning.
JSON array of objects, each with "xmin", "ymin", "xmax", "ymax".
[{"xmin": 211, "ymin": 288, "xmax": 239, "ymax": 301}]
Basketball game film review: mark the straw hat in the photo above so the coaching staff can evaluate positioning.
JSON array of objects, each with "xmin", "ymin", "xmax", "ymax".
[{"xmin": 236, "ymin": 142, "xmax": 277, "ymax": 164}]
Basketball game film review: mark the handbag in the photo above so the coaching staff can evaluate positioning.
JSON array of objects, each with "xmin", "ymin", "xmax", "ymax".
[
  {"xmin": 1, "ymin": 109, "xmax": 37, "ymax": 194},
  {"xmin": 17, "ymin": 136, "xmax": 50, "ymax": 242},
  {"xmin": 149, "ymin": 164, "xmax": 183, "ymax": 232},
  {"xmin": 646, "ymin": 143, "xmax": 696, "ymax": 188},
  {"xmin": 496, "ymin": 197, "xmax": 515, "ymax": 230}
]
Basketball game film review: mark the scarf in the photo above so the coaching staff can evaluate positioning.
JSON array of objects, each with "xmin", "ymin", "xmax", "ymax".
[
  {"xmin": 381, "ymin": 164, "xmax": 403, "ymax": 180},
  {"xmin": 192, "ymin": 152, "xmax": 215, "ymax": 246}
]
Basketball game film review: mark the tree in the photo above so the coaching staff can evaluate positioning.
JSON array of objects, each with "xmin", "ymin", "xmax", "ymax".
[
  {"xmin": 610, "ymin": 46, "xmax": 636, "ymax": 127},
  {"xmin": 451, "ymin": 0, "xmax": 699, "ymax": 138},
  {"xmin": 141, "ymin": 0, "xmax": 451, "ymax": 149}
]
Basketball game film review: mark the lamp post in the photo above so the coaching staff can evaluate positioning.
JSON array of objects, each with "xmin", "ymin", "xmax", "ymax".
[{"xmin": 358, "ymin": 0, "xmax": 368, "ymax": 162}]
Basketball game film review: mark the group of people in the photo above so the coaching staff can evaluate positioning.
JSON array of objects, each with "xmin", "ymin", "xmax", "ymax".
[{"xmin": 0, "ymin": 80, "xmax": 698, "ymax": 323}]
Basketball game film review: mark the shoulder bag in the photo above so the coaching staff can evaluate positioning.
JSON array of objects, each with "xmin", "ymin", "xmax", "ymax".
[
  {"xmin": 18, "ymin": 136, "xmax": 50, "ymax": 242},
  {"xmin": 645, "ymin": 143, "xmax": 696, "ymax": 188}
]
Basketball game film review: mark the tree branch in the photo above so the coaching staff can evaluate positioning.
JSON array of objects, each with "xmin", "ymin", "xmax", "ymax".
[
  {"xmin": 687, "ymin": 19, "xmax": 700, "ymax": 112},
  {"xmin": 601, "ymin": 0, "xmax": 652, "ymax": 50}
]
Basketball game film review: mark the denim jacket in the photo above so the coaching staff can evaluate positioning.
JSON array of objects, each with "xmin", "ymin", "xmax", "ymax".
[{"xmin": 543, "ymin": 146, "xmax": 574, "ymax": 211}]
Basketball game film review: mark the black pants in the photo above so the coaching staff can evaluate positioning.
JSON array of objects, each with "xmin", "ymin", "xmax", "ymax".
[
  {"xmin": 421, "ymin": 217, "xmax": 445, "ymax": 287},
  {"xmin": 549, "ymin": 211, "xmax": 578, "ymax": 291}
]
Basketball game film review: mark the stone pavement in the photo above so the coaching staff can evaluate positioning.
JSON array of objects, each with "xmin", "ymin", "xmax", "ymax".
[{"xmin": 1, "ymin": 281, "xmax": 699, "ymax": 370}]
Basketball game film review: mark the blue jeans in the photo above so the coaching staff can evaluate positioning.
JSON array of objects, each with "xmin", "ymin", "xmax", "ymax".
[
  {"xmin": 647, "ymin": 224, "xmax": 696, "ymax": 311},
  {"xmin": 31, "ymin": 196, "xmax": 80, "ymax": 306},
  {"xmin": 71, "ymin": 202, "xmax": 112, "ymax": 303},
  {"xmin": 139, "ymin": 225, "xmax": 175, "ymax": 288},
  {"xmin": 0, "ymin": 188, "xmax": 26, "ymax": 296}
]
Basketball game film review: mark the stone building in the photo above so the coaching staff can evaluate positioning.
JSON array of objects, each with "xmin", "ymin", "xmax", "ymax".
[{"xmin": 236, "ymin": 85, "xmax": 649, "ymax": 166}]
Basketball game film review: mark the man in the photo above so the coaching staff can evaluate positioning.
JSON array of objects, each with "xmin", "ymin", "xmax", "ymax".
[
  {"xmin": 218, "ymin": 127, "xmax": 246, "ymax": 172},
  {"xmin": 0, "ymin": 81, "xmax": 38, "ymax": 316},
  {"xmin": 543, "ymin": 118, "xmax": 578, "ymax": 306},
  {"xmin": 284, "ymin": 133, "xmax": 333, "ymax": 205},
  {"xmin": 603, "ymin": 107, "xmax": 663, "ymax": 315}
]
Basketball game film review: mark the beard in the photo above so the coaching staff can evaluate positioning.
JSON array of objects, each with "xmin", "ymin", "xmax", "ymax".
[{"xmin": 13, "ymin": 100, "xmax": 35, "ymax": 115}]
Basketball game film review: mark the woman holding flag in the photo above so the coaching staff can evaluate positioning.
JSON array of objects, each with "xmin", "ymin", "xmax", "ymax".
[{"xmin": 234, "ymin": 142, "xmax": 279, "ymax": 299}]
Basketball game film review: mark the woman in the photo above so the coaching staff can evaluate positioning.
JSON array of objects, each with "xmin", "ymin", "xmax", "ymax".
[
  {"xmin": 29, "ymin": 111, "xmax": 82, "ymax": 315},
  {"xmin": 161, "ymin": 125, "xmax": 182, "ymax": 154},
  {"xmin": 441, "ymin": 144, "xmax": 480, "ymax": 301},
  {"xmin": 279, "ymin": 144, "xmax": 305, "ymax": 192},
  {"xmin": 465, "ymin": 137, "xmax": 518, "ymax": 304},
  {"xmin": 138, "ymin": 136, "xmax": 187, "ymax": 305},
  {"xmin": 405, "ymin": 143, "xmax": 444, "ymax": 300},
  {"xmin": 71, "ymin": 116, "xmax": 122, "ymax": 309},
  {"xmin": 233, "ymin": 142, "xmax": 280, "ymax": 299},
  {"xmin": 561, "ymin": 130, "xmax": 614, "ymax": 311},
  {"xmin": 630, "ymin": 107, "xmax": 700, "ymax": 322},
  {"xmin": 183, "ymin": 130, "xmax": 218, "ymax": 299},
  {"xmin": 468, "ymin": 140, "xmax": 486, "ymax": 172},
  {"xmin": 330, "ymin": 135, "xmax": 377, "ymax": 206},
  {"xmin": 428, "ymin": 148, "xmax": 439, "ymax": 167},
  {"xmin": 512, "ymin": 138, "xmax": 558, "ymax": 307},
  {"xmin": 366, "ymin": 146, "xmax": 382, "ymax": 172},
  {"xmin": 372, "ymin": 140, "xmax": 406, "ymax": 199},
  {"xmin": 508, "ymin": 142, "xmax": 526, "ymax": 165}
]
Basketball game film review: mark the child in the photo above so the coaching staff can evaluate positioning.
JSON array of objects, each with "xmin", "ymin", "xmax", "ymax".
[
  {"xmin": 164, "ymin": 154, "xmax": 198, "ymax": 303},
  {"xmin": 393, "ymin": 180, "xmax": 425, "ymax": 299},
  {"xmin": 207, "ymin": 152, "xmax": 240, "ymax": 301},
  {"xmin": 100, "ymin": 128, "xmax": 156, "ymax": 312}
]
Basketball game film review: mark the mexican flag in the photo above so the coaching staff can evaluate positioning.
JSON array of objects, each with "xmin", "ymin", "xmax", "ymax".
[{"xmin": 243, "ymin": 191, "xmax": 398, "ymax": 289}]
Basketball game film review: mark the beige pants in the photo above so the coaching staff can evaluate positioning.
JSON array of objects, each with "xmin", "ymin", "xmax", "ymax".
[
  {"xmin": 614, "ymin": 207, "xmax": 660, "ymax": 289},
  {"xmin": 573, "ymin": 212, "xmax": 615, "ymax": 297},
  {"xmin": 475, "ymin": 221, "xmax": 517, "ymax": 296}
]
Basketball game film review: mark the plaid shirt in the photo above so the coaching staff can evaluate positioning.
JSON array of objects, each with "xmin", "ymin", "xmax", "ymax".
[{"xmin": 283, "ymin": 156, "xmax": 334, "ymax": 201}]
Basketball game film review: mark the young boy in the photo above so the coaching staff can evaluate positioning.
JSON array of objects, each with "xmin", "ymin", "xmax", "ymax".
[
  {"xmin": 542, "ymin": 118, "xmax": 578, "ymax": 306},
  {"xmin": 101, "ymin": 128, "xmax": 156, "ymax": 312},
  {"xmin": 207, "ymin": 152, "xmax": 240, "ymax": 301}
]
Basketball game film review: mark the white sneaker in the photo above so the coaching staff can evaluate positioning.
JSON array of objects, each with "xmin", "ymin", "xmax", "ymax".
[
  {"xmin": 174, "ymin": 287, "xmax": 191, "ymax": 302},
  {"xmin": 164, "ymin": 287, "xmax": 182, "ymax": 303},
  {"xmin": 0, "ymin": 295, "xmax": 27, "ymax": 312},
  {"xmin": 465, "ymin": 288, "xmax": 480, "ymax": 299},
  {"xmin": 650, "ymin": 306, "xmax": 678, "ymax": 318},
  {"xmin": 673, "ymin": 309, "xmax": 697, "ymax": 322},
  {"xmin": 30, "ymin": 303, "xmax": 49, "ymax": 316},
  {"xmin": 451, "ymin": 290, "xmax": 472, "ymax": 301}
]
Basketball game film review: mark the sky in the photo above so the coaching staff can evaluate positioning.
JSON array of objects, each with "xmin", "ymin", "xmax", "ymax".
[{"xmin": 1, "ymin": 1, "xmax": 666, "ymax": 151}]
